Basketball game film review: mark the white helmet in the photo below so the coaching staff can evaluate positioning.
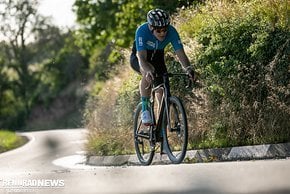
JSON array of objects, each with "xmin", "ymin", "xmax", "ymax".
[{"xmin": 147, "ymin": 9, "xmax": 170, "ymax": 28}]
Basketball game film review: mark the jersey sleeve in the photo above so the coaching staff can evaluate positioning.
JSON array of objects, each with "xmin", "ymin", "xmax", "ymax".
[{"xmin": 135, "ymin": 26, "xmax": 147, "ymax": 51}]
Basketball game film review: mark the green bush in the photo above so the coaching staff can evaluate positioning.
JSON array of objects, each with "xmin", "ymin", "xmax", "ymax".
[{"xmin": 180, "ymin": 0, "xmax": 290, "ymax": 146}]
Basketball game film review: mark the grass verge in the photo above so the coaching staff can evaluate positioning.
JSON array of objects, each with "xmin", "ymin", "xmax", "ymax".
[{"xmin": 0, "ymin": 130, "xmax": 28, "ymax": 153}]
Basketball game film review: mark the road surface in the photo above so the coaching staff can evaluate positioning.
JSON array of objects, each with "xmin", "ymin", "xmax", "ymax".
[{"xmin": 0, "ymin": 129, "xmax": 289, "ymax": 194}]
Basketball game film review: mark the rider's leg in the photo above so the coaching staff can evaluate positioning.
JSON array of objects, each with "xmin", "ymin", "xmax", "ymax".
[
  {"xmin": 140, "ymin": 71, "xmax": 152, "ymax": 124},
  {"xmin": 140, "ymin": 75, "xmax": 151, "ymax": 98},
  {"xmin": 140, "ymin": 77, "xmax": 151, "ymax": 112},
  {"xmin": 130, "ymin": 53, "xmax": 151, "ymax": 113}
]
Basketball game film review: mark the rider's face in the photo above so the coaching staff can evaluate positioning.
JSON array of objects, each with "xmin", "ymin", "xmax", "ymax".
[{"xmin": 150, "ymin": 26, "xmax": 168, "ymax": 41}]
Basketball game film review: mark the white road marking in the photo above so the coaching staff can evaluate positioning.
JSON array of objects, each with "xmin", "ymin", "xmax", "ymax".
[
  {"xmin": 52, "ymin": 155, "xmax": 96, "ymax": 170},
  {"xmin": 75, "ymin": 151, "xmax": 86, "ymax": 155}
]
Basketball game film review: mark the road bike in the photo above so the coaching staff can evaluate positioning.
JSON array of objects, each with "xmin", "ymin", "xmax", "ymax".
[{"xmin": 133, "ymin": 73, "xmax": 191, "ymax": 165}]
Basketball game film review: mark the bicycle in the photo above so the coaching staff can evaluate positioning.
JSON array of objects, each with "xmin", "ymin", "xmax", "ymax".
[{"xmin": 133, "ymin": 73, "xmax": 191, "ymax": 165}]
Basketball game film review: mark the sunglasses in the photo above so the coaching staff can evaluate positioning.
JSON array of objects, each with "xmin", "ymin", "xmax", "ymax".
[{"xmin": 154, "ymin": 27, "xmax": 168, "ymax": 33}]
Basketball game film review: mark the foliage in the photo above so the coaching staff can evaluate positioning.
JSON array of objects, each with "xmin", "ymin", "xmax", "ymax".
[
  {"xmin": 73, "ymin": 0, "xmax": 119, "ymax": 55},
  {"xmin": 113, "ymin": 0, "xmax": 154, "ymax": 47},
  {"xmin": 0, "ymin": 130, "xmax": 27, "ymax": 153},
  {"xmin": 0, "ymin": 0, "xmax": 88, "ymax": 129},
  {"xmin": 179, "ymin": 0, "xmax": 290, "ymax": 146},
  {"xmin": 84, "ymin": 67, "xmax": 137, "ymax": 156},
  {"xmin": 0, "ymin": 0, "xmax": 47, "ymax": 127}
]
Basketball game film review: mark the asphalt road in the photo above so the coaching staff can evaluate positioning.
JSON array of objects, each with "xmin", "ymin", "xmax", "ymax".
[{"xmin": 0, "ymin": 129, "xmax": 290, "ymax": 194}]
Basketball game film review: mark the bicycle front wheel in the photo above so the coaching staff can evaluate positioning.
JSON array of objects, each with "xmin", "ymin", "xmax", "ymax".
[
  {"xmin": 133, "ymin": 103, "xmax": 154, "ymax": 165},
  {"xmin": 163, "ymin": 96, "xmax": 188, "ymax": 164}
]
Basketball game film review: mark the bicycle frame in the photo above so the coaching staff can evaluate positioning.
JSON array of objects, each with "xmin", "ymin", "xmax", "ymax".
[
  {"xmin": 150, "ymin": 73, "xmax": 190, "ymax": 134},
  {"xmin": 150, "ymin": 75, "xmax": 171, "ymax": 140}
]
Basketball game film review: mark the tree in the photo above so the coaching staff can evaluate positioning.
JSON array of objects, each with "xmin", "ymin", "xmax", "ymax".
[
  {"xmin": 0, "ymin": 0, "xmax": 73, "ymax": 128},
  {"xmin": 73, "ymin": 0, "xmax": 202, "ymax": 52},
  {"xmin": 73, "ymin": 0, "xmax": 120, "ymax": 56},
  {"xmin": 0, "ymin": 0, "xmax": 47, "ymax": 120}
]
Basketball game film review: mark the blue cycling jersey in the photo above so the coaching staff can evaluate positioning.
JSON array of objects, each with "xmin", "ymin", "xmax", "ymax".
[{"xmin": 135, "ymin": 23, "xmax": 183, "ymax": 52}]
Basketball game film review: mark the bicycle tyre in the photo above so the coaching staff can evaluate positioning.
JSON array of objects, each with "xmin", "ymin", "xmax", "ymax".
[
  {"xmin": 133, "ymin": 103, "xmax": 154, "ymax": 165},
  {"xmin": 162, "ymin": 96, "xmax": 188, "ymax": 164}
]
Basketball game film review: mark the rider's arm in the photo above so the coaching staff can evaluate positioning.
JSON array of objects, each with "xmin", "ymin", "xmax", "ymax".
[
  {"xmin": 169, "ymin": 27, "xmax": 192, "ymax": 71},
  {"xmin": 175, "ymin": 48, "xmax": 191, "ymax": 70},
  {"xmin": 175, "ymin": 48, "xmax": 195, "ymax": 81}
]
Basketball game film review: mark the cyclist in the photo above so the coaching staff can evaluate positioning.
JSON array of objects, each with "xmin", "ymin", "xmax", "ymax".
[{"xmin": 130, "ymin": 8, "xmax": 195, "ymax": 125}]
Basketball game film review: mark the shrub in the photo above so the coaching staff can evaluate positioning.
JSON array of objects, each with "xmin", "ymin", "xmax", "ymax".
[
  {"xmin": 179, "ymin": 0, "xmax": 290, "ymax": 146},
  {"xmin": 84, "ymin": 63, "xmax": 139, "ymax": 156}
]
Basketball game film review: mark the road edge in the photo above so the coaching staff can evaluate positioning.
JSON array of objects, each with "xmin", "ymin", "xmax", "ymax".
[{"xmin": 86, "ymin": 142, "xmax": 290, "ymax": 166}]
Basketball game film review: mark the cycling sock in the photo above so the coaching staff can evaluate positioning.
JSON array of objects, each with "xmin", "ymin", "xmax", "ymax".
[{"xmin": 141, "ymin": 96, "xmax": 149, "ymax": 112}]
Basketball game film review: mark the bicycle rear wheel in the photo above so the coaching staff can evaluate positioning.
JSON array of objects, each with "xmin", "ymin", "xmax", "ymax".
[
  {"xmin": 163, "ymin": 96, "xmax": 188, "ymax": 164},
  {"xmin": 133, "ymin": 103, "xmax": 154, "ymax": 165}
]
